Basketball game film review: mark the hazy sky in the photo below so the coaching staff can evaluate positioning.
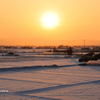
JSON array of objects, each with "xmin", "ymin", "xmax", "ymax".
[{"xmin": 0, "ymin": 0, "xmax": 100, "ymax": 45}]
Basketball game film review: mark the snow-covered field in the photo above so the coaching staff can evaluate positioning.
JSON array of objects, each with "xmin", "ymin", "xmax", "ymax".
[{"xmin": 0, "ymin": 51, "xmax": 100, "ymax": 100}]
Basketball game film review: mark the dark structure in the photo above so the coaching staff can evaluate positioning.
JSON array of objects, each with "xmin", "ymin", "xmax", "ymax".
[{"xmin": 79, "ymin": 52, "xmax": 100, "ymax": 62}]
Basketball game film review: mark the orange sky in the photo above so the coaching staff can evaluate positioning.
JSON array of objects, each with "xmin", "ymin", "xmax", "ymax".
[{"xmin": 0, "ymin": 0, "xmax": 100, "ymax": 46}]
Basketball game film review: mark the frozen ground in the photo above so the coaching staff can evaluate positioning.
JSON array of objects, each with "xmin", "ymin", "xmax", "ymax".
[{"xmin": 0, "ymin": 54, "xmax": 100, "ymax": 100}]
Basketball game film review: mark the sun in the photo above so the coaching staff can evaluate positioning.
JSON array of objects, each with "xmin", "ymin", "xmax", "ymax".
[{"xmin": 41, "ymin": 11, "xmax": 60, "ymax": 28}]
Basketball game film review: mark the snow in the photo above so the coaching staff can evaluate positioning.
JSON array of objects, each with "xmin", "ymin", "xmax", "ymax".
[{"xmin": 0, "ymin": 53, "xmax": 100, "ymax": 100}]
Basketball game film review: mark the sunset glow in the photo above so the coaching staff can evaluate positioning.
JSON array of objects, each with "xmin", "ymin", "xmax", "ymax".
[
  {"xmin": 0, "ymin": 0, "xmax": 100, "ymax": 45},
  {"xmin": 41, "ymin": 12, "xmax": 60, "ymax": 28}
]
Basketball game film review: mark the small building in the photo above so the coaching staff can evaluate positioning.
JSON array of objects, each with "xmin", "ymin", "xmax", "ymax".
[{"xmin": 81, "ymin": 47, "xmax": 92, "ymax": 52}]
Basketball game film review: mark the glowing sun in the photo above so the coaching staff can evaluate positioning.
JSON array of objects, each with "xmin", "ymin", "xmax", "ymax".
[{"xmin": 41, "ymin": 11, "xmax": 60, "ymax": 28}]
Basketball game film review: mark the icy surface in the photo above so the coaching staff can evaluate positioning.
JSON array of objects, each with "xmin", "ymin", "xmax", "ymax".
[{"xmin": 0, "ymin": 51, "xmax": 100, "ymax": 100}]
